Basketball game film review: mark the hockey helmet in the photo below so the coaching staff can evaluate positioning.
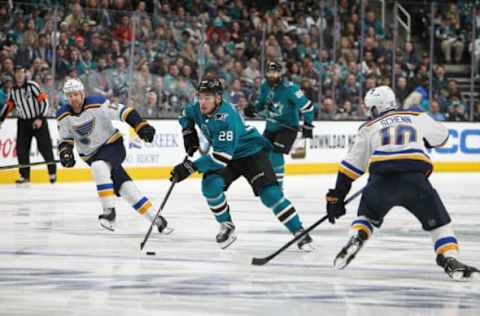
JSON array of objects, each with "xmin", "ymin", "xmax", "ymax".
[
  {"xmin": 63, "ymin": 78, "xmax": 85, "ymax": 95},
  {"xmin": 197, "ymin": 77, "xmax": 223, "ymax": 96},
  {"xmin": 364, "ymin": 86, "xmax": 397, "ymax": 116}
]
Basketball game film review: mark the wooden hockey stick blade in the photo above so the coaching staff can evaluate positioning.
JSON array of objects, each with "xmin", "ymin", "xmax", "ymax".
[{"xmin": 251, "ymin": 189, "xmax": 364, "ymax": 266}]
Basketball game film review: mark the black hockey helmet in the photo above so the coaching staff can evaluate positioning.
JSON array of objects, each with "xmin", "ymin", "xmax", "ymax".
[
  {"xmin": 197, "ymin": 76, "xmax": 223, "ymax": 96},
  {"xmin": 266, "ymin": 60, "xmax": 282, "ymax": 86},
  {"xmin": 266, "ymin": 60, "xmax": 282, "ymax": 73}
]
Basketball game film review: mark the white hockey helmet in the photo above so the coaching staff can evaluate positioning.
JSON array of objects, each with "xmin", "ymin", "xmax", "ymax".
[
  {"xmin": 364, "ymin": 85, "xmax": 397, "ymax": 116},
  {"xmin": 63, "ymin": 79, "xmax": 85, "ymax": 95}
]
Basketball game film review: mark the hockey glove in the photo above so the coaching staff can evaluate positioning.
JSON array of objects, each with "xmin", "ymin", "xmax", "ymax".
[
  {"xmin": 182, "ymin": 128, "xmax": 199, "ymax": 157},
  {"xmin": 302, "ymin": 123, "xmax": 314, "ymax": 138},
  {"xmin": 243, "ymin": 104, "xmax": 256, "ymax": 118},
  {"xmin": 326, "ymin": 189, "xmax": 346, "ymax": 224},
  {"xmin": 59, "ymin": 147, "xmax": 76, "ymax": 168},
  {"xmin": 170, "ymin": 160, "xmax": 197, "ymax": 182},
  {"xmin": 137, "ymin": 124, "xmax": 156, "ymax": 143}
]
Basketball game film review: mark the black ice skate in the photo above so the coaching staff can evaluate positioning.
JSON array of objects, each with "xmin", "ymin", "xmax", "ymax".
[
  {"xmin": 334, "ymin": 230, "xmax": 369, "ymax": 270},
  {"xmin": 49, "ymin": 174, "xmax": 57, "ymax": 184},
  {"xmin": 295, "ymin": 229, "xmax": 315, "ymax": 252},
  {"xmin": 15, "ymin": 177, "xmax": 30, "ymax": 188},
  {"xmin": 154, "ymin": 215, "xmax": 174, "ymax": 235},
  {"xmin": 216, "ymin": 222, "xmax": 236, "ymax": 249},
  {"xmin": 98, "ymin": 208, "xmax": 116, "ymax": 231},
  {"xmin": 436, "ymin": 254, "xmax": 480, "ymax": 281}
]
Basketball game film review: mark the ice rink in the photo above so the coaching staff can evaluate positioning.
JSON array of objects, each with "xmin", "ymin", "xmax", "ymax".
[{"xmin": 0, "ymin": 173, "xmax": 479, "ymax": 316}]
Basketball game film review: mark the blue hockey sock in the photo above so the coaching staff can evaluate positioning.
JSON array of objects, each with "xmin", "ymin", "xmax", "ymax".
[{"xmin": 260, "ymin": 185, "xmax": 302, "ymax": 233}]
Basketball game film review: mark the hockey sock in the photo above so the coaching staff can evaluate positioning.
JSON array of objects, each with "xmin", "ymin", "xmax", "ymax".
[
  {"xmin": 206, "ymin": 192, "xmax": 232, "ymax": 223},
  {"xmin": 202, "ymin": 175, "xmax": 232, "ymax": 223},
  {"xmin": 119, "ymin": 181, "xmax": 156, "ymax": 222},
  {"xmin": 91, "ymin": 160, "xmax": 115, "ymax": 209},
  {"xmin": 270, "ymin": 151, "xmax": 285, "ymax": 190},
  {"xmin": 431, "ymin": 223, "xmax": 459, "ymax": 258},
  {"xmin": 260, "ymin": 185, "xmax": 302, "ymax": 233},
  {"xmin": 350, "ymin": 216, "xmax": 374, "ymax": 239}
]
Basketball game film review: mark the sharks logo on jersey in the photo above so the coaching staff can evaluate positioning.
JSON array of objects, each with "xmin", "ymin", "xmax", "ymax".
[{"xmin": 214, "ymin": 113, "xmax": 229, "ymax": 121}]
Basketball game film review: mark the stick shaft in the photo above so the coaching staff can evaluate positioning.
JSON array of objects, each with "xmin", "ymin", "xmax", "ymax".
[
  {"xmin": 140, "ymin": 178, "xmax": 177, "ymax": 250},
  {"xmin": 0, "ymin": 160, "xmax": 60, "ymax": 171},
  {"xmin": 251, "ymin": 188, "xmax": 364, "ymax": 265}
]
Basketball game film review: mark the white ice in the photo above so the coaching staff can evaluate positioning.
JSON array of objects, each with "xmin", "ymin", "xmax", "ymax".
[{"xmin": 0, "ymin": 173, "xmax": 479, "ymax": 316}]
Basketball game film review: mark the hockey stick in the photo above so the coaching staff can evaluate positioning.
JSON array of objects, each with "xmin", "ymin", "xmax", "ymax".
[
  {"xmin": 251, "ymin": 188, "xmax": 364, "ymax": 266},
  {"xmin": 0, "ymin": 160, "xmax": 60, "ymax": 171},
  {"xmin": 140, "ymin": 178, "xmax": 177, "ymax": 250},
  {"xmin": 140, "ymin": 155, "xmax": 188, "ymax": 250},
  {"xmin": 253, "ymin": 113, "xmax": 301, "ymax": 133}
]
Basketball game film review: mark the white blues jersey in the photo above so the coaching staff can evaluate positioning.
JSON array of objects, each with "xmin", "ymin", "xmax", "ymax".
[
  {"xmin": 56, "ymin": 96, "xmax": 133, "ymax": 160},
  {"xmin": 339, "ymin": 109, "xmax": 449, "ymax": 179}
]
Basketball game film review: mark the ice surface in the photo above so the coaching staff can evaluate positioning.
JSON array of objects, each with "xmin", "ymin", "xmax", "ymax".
[{"xmin": 0, "ymin": 173, "xmax": 479, "ymax": 315}]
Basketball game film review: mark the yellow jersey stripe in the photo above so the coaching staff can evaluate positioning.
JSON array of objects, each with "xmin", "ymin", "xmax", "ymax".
[
  {"xmin": 369, "ymin": 153, "xmax": 432, "ymax": 164},
  {"xmin": 138, "ymin": 200, "xmax": 153, "ymax": 215},
  {"xmin": 339, "ymin": 165, "xmax": 361, "ymax": 180},
  {"xmin": 98, "ymin": 190, "xmax": 114, "ymax": 197},
  {"xmin": 135, "ymin": 121, "xmax": 148, "ymax": 133},
  {"xmin": 84, "ymin": 104, "xmax": 102, "ymax": 110},
  {"xmin": 121, "ymin": 107, "xmax": 134, "ymax": 121},
  {"xmin": 106, "ymin": 132, "xmax": 122, "ymax": 144},
  {"xmin": 57, "ymin": 112, "xmax": 71, "ymax": 121},
  {"xmin": 436, "ymin": 243, "xmax": 459, "ymax": 254},
  {"xmin": 352, "ymin": 224, "xmax": 372, "ymax": 238}
]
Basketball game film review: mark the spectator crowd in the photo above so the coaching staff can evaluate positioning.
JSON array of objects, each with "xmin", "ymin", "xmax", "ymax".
[{"xmin": 0, "ymin": 0, "xmax": 479, "ymax": 121}]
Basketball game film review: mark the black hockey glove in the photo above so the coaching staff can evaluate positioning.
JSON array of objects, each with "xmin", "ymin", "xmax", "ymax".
[
  {"xmin": 137, "ymin": 124, "xmax": 156, "ymax": 143},
  {"xmin": 59, "ymin": 147, "xmax": 75, "ymax": 168},
  {"xmin": 170, "ymin": 160, "xmax": 197, "ymax": 183},
  {"xmin": 302, "ymin": 123, "xmax": 314, "ymax": 138},
  {"xmin": 182, "ymin": 128, "xmax": 199, "ymax": 157},
  {"xmin": 243, "ymin": 104, "xmax": 256, "ymax": 118},
  {"xmin": 326, "ymin": 189, "xmax": 346, "ymax": 224}
]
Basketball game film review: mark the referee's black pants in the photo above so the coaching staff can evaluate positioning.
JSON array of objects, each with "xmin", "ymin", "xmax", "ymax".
[{"xmin": 16, "ymin": 118, "xmax": 56, "ymax": 180}]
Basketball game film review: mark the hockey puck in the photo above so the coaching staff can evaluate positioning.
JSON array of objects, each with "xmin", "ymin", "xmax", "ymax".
[{"xmin": 146, "ymin": 251, "xmax": 156, "ymax": 256}]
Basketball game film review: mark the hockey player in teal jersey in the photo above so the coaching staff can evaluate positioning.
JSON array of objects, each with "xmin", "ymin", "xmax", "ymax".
[
  {"xmin": 170, "ymin": 77, "xmax": 314, "ymax": 250},
  {"xmin": 244, "ymin": 61, "xmax": 314, "ymax": 189}
]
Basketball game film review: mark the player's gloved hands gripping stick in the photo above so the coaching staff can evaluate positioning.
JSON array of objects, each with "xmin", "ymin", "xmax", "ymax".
[
  {"xmin": 326, "ymin": 189, "xmax": 346, "ymax": 224},
  {"xmin": 182, "ymin": 127, "xmax": 199, "ymax": 156},
  {"xmin": 170, "ymin": 160, "xmax": 197, "ymax": 182}
]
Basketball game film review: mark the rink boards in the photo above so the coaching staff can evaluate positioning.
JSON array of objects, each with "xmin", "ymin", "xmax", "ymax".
[{"xmin": 0, "ymin": 118, "xmax": 479, "ymax": 183}]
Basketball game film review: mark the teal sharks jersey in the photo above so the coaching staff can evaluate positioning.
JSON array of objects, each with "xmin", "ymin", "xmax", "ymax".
[
  {"xmin": 179, "ymin": 100, "xmax": 268, "ymax": 173},
  {"xmin": 255, "ymin": 79, "xmax": 314, "ymax": 132}
]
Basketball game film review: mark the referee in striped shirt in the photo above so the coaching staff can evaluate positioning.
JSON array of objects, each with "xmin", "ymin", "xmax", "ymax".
[{"xmin": 0, "ymin": 65, "xmax": 57, "ymax": 186}]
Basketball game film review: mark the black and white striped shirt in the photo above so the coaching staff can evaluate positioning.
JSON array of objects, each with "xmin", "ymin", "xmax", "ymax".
[{"xmin": 1, "ymin": 80, "xmax": 49, "ymax": 120}]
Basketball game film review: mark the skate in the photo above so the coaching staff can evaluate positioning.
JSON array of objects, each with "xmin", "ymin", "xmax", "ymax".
[
  {"xmin": 295, "ymin": 229, "xmax": 315, "ymax": 252},
  {"xmin": 437, "ymin": 254, "xmax": 480, "ymax": 281},
  {"xmin": 98, "ymin": 208, "xmax": 116, "ymax": 231},
  {"xmin": 49, "ymin": 174, "xmax": 57, "ymax": 184},
  {"xmin": 216, "ymin": 222, "xmax": 236, "ymax": 249},
  {"xmin": 154, "ymin": 215, "xmax": 174, "ymax": 235},
  {"xmin": 15, "ymin": 177, "xmax": 30, "ymax": 188},
  {"xmin": 334, "ymin": 230, "xmax": 369, "ymax": 270}
]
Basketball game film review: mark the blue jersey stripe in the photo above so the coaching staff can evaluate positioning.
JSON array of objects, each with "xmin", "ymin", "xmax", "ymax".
[
  {"xmin": 133, "ymin": 197, "xmax": 149, "ymax": 210},
  {"xmin": 97, "ymin": 183, "xmax": 113, "ymax": 191},
  {"xmin": 341, "ymin": 160, "xmax": 364, "ymax": 175},
  {"xmin": 434, "ymin": 236, "xmax": 458, "ymax": 250},
  {"xmin": 373, "ymin": 149, "xmax": 429, "ymax": 157}
]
